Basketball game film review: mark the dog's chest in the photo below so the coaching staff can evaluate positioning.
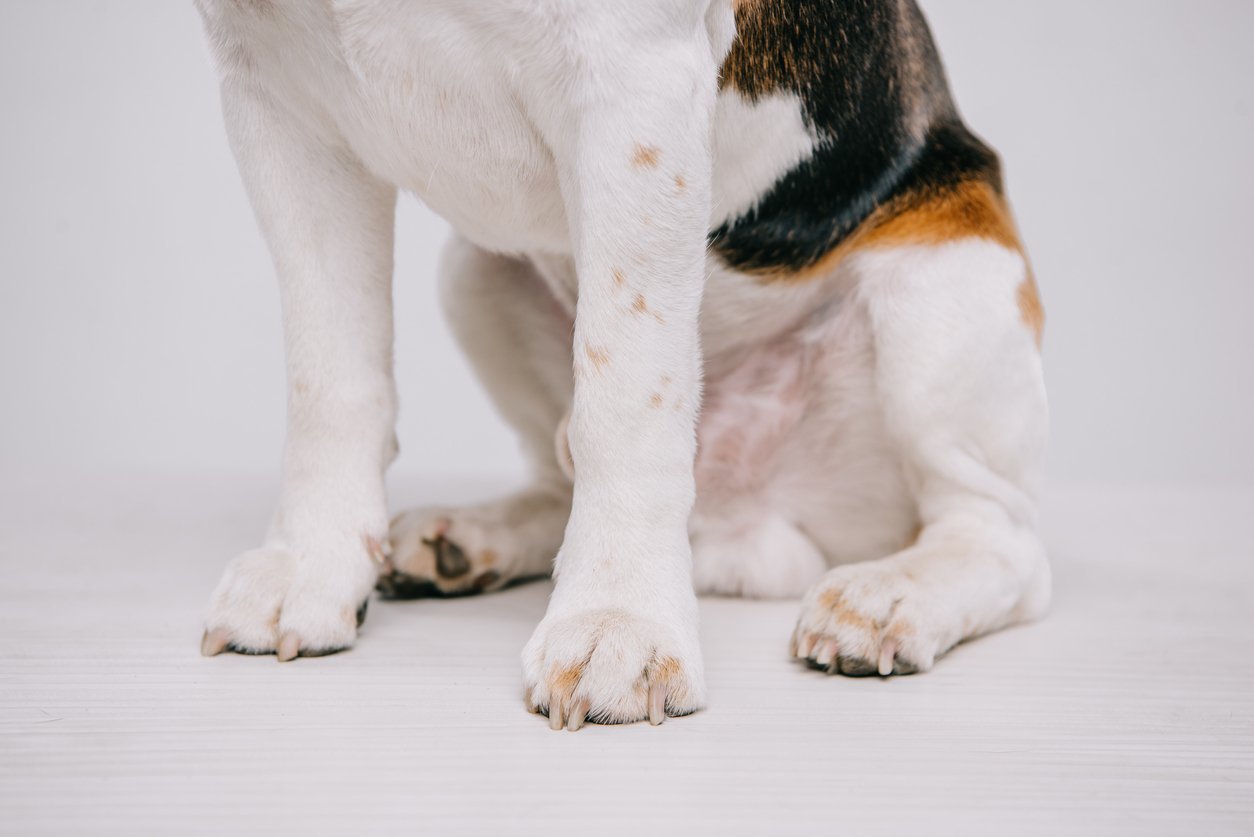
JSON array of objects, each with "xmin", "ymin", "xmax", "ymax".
[{"xmin": 226, "ymin": 2, "xmax": 570, "ymax": 254}]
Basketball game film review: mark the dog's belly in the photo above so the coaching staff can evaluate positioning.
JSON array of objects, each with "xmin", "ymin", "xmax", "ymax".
[{"xmin": 693, "ymin": 270, "xmax": 917, "ymax": 572}]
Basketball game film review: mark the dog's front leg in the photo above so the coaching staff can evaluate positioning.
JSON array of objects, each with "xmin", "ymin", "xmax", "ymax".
[
  {"xmin": 521, "ymin": 35, "xmax": 719, "ymax": 728},
  {"xmin": 201, "ymin": 80, "xmax": 397, "ymax": 659}
]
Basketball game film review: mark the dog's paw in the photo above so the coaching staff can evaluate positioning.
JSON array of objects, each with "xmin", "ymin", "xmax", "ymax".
[
  {"xmin": 381, "ymin": 509, "xmax": 507, "ymax": 598},
  {"xmin": 382, "ymin": 493, "xmax": 565, "ymax": 599},
  {"xmin": 791, "ymin": 562, "xmax": 951, "ymax": 676},
  {"xmin": 201, "ymin": 539, "xmax": 381, "ymax": 660},
  {"xmin": 521, "ymin": 608, "xmax": 705, "ymax": 730}
]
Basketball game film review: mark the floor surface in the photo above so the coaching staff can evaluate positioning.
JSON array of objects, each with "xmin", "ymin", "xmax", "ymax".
[{"xmin": 1, "ymin": 471, "xmax": 1251, "ymax": 835}]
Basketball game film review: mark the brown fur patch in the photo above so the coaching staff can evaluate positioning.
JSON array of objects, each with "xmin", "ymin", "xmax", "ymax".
[
  {"xmin": 674, "ymin": 174, "xmax": 687, "ymax": 192},
  {"xmin": 631, "ymin": 293, "xmax": 665, "ymax": 325},
  {"xmin": 550, "ymin": 663, "xmax": 584, "ymax": 698},
  {"xmin": 1017, "ymin": 274, "xmax": 1045, "ymax": 347},
  {"xmin": 631, "ymin": 144, "xmax": 661, "ymax": 169},
  {"xmin": 650, "ymin": 656, "xmax": 683, "ymax": 681},
  {"xmin": 860, "ymin": 179, "xmax": 1020, "ymax": 251},
  {"xmin": 612, "ymin": 267, "xmax": 626, "ymax": 289},
  {"xmin": 648, "ymin": 393, "xmax": 664, "ymax": 409},
  {"xmin": 818, "ymin": 590, "xmax": 878, "ymax": 634},
  {"xmin": 764, "ymin": 178, "xmax": 1022, "ymax": 284}
]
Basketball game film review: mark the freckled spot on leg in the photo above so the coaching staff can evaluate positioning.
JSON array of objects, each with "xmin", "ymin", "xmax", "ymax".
[
  {"xmin": 293, "ymin": 379, "xmax": 310, "ymax": 396},
  {"xmin": 584, "ymin": 345, "xmax": 610, "ymax": 373},
  {"xmin": 648, "ymin": 393, "xmax": 664, "ymax": 408},
  {"xmin": 674, "ymin": 174, "xmax": 687, "ymax": 192},
  {"xmin": 612, "ymin": 268, "xmax": 626, "ymax": 289},
  {"xmin": 642, "ymin": 216, "xmax": 652, "ymax": 226},
  {"xmin": 660, "ymin": 375, "xmax": 672, "ymax": 387},
  {"xmin": 631, "ymin": 293, "xmax": 666, "ymax": 325},
  {"xmin": 631, "ymin": 143, "xmax": 661, "ymax": 169},
  {"xmin": 1017, "ymin": 275, "xmax": 1045, "ymax": 347}
]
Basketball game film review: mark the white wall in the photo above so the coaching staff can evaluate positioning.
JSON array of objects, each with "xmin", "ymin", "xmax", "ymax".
[{"xmin": 1, "ymin": 1, "xmax": 1251, "ymax": 488}]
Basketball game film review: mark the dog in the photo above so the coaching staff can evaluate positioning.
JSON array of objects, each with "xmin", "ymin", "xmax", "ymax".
[{"xmin": 196, "ymin": 0, "xmax": 1049, "ymax": 730}]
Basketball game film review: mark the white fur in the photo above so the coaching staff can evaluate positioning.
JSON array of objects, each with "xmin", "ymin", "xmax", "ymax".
[{"xmin": 195, "ymin": 0, "xmax": 1050, "ymax": 726}]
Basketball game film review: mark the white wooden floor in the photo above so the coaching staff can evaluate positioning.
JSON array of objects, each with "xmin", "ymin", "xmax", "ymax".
[{"xmin": 1, "ymin": 471, "xmax": 1251, "ymax": 835}]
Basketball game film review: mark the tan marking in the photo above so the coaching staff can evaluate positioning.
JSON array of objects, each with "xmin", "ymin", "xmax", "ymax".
[
  {"xmin": 650, "ymin": 656, "xmax": 683, "ymax": 681},
  {"xmin": 758, "ymin": 178, "xmax": 1024, "ymax": 284},
  {"xmin": 631, "ymin": 293, "xmax": 666, "ymax": 325},
  {"xmin": 550, "ymin": 663, "xmax": 584, "ymax": 698},
  {"xmin": 611, "ymin": 267, "xmax": 626, "ymax": 289},
  {"xmin": 818, "ymin": 590, "xmax": 878, "ymax": 634},
  {"xmin": 660, "ymin": 375, "xmax": 672, "ymax": 387},
  {"xmin": 1017, "ymin": 274, "xmax": 1045, "ymax": 348},
  {"xmin": 631, "ymin": 144, "xmax": 661, "ymax": 169},
  {"xmin": 480, "ymin": 549, "xmax": 497, "ymax": 568},
  {"xmin": 648, "ymin": 393, "xmax": 664, "ymax": 409},
  {"xmin": 859, "ymin": 179, "xmax": 1020, "ymax": 252},
  {"xmin": 891, "ymin": 619, "xmax": 916, "ymax": 638},
  {"xmin": 584, "ymin": 344, "xmax": 610, "ymax": 373},
  {"xmin": 674, "ymin": 174, "xmax": 687, "ymax": 192},
  {"xmin": 293, "ymin": 379, "xmax": 310, "ymax": 396}
]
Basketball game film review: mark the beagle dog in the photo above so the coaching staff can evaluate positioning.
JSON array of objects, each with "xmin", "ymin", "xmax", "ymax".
[{"xmin": 197, "ymin": 0, "xmax": 1049, "ymax": 730}]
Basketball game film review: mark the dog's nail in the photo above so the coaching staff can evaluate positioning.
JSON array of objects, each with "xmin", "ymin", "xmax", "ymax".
[
  {"xmin": 276, "ymin": 633, "xmax": 300, "ymax": 662},
  {"xmin": 648, "ymin": 683, "xmax": 666, "ymax": 726},
  {"xmin": 878, "ymin": 639, "xmax": 897, "ymax": 676},
  {"xmin": 797, "ymin": 633, "xmax": 817, "ymax": 659},
  {"xmin": 566, "ymin": 698, "xmax": 588, "ymax": 731},
  {"xmin": 200, "ymin": 628, "xmax": 229, "ymax": 657}
]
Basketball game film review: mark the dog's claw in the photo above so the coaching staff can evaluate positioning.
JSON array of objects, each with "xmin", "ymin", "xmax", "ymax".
[
  {"xmin": 200, "ymin": 628, "xmax": 230, "ymax": 657},
  {"xmin": 795, "ymin": 632, "xmax": 817, "ymax": 659},
  {"xmin": 648, "ymin": 683, "xmax": 666, "ymax": 726},
  {"xmin": 566, "ymin": 698, "xmax": 588, "ymax": 731},
  {"xmin": 276, "ymin": 633, "xmax": 300, "ymax": 662},
  {"xmin": 878, "ymin": 639, "xmax": 897, "ymax": 676}
]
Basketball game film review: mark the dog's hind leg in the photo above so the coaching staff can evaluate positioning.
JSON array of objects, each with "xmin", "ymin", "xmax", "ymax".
[
  {"xmin": 792, "ymin": 237, "xmax": 1051, "ymax": 676},
  {"xmin": 383, "ymin": 237, "xmax": 574, "ymax": 598}
]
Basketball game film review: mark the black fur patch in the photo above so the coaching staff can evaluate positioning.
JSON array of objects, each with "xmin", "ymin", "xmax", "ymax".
[{"xmin": 711, "ymin": 0, "xmax": 1003, "ymax": 274}]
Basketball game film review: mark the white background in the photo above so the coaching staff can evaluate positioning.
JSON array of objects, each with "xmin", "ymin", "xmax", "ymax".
[{"xmin": 2, "ymin": 1, "xmax": 1252, "ymax": 490}]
